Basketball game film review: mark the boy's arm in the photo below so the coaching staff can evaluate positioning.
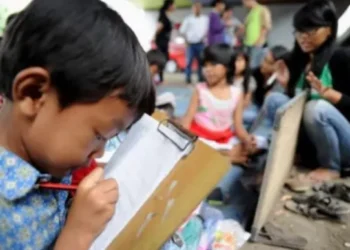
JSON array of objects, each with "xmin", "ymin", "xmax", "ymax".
[
  {"xmin": 54, "ymin": 227, "xmax": 94, "ymax": 250},
  {"xmin": 181, "ymin": 88, "xmax": 199, "ymax": 129},
  {"xmin": 234, "ymin": 93, "xmax": 250, "ymax": 143}
]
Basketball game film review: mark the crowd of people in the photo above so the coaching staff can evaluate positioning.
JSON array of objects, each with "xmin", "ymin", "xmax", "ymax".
[
  {"xmin": 153, "ymin": 0, "xmax": 271, "ymax": 84},
  {"xmin": 151, "ymin": 0, "xmax": 350, "ymax": 204},
  {"xmin": 0, "ymin": 0, "xmax": 349, "ymax": 249}
]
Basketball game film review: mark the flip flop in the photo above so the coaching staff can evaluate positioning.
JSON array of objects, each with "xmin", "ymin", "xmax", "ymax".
[
  {"xmin": 292, "ymin": 192, "xmax": 350, "ymax": 217},
  {"xmin": 284, "ymin": 200, "xmax": 330, "ymax": 220},
  {"xmin": 255, "ymin": 222, "xmax": 308, "ymax": 250},
  {"xmin": 313, "ymin": 182, "xmax": 350, "ymax": 203}
]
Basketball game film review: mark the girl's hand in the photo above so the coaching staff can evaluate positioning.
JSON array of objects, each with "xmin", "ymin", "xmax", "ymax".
[
  {"xmin": 275, "ymin": 60, "xmax": 290, "ymax": 88},
  {"xmin": 243, "ymin": 135, "xmax": 257, "ymax": 155},
  {"xmin": 306, "ymin": 71, "xmax": 325, "ymax": 94}
]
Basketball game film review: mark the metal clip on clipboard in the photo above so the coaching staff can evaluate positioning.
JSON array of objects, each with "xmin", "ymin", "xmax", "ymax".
[{"xmin": 157, "ymin": 119, "xmax": 198, "ymax": 156}]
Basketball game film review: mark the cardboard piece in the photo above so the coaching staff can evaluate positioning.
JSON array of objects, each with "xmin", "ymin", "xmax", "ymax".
[
  {"xmin": 105, "ymin": 110, "xmax": 230, "ymax": 250},
  {"xmin": 251, "ymin": 92, "xmax": 308, "ymax": 240}
]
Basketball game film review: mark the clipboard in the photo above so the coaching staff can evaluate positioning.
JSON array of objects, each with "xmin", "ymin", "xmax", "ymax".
[{"xmin": 105, "ymin": 110, "xmax": 230, "ymax": 250}]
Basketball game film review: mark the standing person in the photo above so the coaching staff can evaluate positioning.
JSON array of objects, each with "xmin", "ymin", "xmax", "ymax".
[
  {"xmin": 264, "ymin": 0, "xmax": 350, "ymax": 187},
  {"xmin": 207, "ymin": 0, "xmax": 226, "ymax": 46},
  {"xmin": 242, "ymin": 0, "xmax": 272, "ymax": 69},
  {"xmin": 154, "ymin": 0, "xmax": 176, "ymax": 83},
  {"xmin": 223, "ymin": 6, "xmax": 243, "ymax": 47},
  {"xmin": 180, "ymin": 2, "xmax": 208, "ymax": 84}
]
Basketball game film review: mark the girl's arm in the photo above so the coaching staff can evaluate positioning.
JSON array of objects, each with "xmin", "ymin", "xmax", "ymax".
[
  {"xmin": 243, "ymin": 92, "xmax": 253, "ymax": 108},
  {"xmin": 234, "ymin": 93, "xmax": 250, "ymax": 143},
  {"xmin": 181, "ymin": 88, "xmax": 199, "ymax": 129}
]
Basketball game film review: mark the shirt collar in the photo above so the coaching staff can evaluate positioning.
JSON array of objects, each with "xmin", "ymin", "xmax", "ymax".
[{"xmin": 0, "ymin": 148, "xmax": 48, "ymax": 201}]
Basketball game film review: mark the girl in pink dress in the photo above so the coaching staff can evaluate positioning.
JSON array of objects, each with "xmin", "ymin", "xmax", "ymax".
[{"xmin": 182, "ymin": 44, "xmax": 259, "ymax": 164}]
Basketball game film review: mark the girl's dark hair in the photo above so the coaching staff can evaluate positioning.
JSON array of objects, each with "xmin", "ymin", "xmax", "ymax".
[
  {"xmin": 270, "ymin": 45, "xmax": 289, "ymax": 61},
  {"xmin": 232, "ymin": 49, "xmax": 251, "ymax": 94},
  {"xmin": 160, "ymin": 0, "xmax": 174, "ymax": 13},
  {"xmin": 202, "ymin": 44, "xmax": 234, "ymax": 83},
  {"xmin": 287, "ymin": 0, "xmax": 337, "ymax": 97},
  {"xmin": 211, "ymin": 0, "xmax": 225, "ymax": 8}
]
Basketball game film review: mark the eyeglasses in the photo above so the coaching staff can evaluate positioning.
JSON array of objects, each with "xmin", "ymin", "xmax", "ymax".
[{"xmin": 293, "ymin": 28, "xmax": 320, "ymax": 38}]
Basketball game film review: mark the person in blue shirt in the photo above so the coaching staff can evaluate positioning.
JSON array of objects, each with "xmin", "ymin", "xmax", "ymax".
[{"xmin": 0, "ymin": 0, "xmax": 155, "ymax": 249}]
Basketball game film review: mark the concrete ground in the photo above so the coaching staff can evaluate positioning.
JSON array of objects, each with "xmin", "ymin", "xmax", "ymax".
[{"xmin": 161, "ymin": 72, "xmax": 350, "ymax": 250}]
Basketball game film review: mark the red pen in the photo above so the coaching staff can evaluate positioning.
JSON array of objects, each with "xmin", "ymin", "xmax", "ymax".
[{"xmin": 38, "ymin": 182, "xmax": 79, "ymax": 191}]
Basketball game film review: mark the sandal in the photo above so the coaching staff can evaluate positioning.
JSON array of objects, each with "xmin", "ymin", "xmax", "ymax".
[
  {"xmin": 284, "ymin": 200, "xmax": 330, "ymax": 220},
  {"xmin": 293, "ymin": 192, "xmax": 350, "ymax": 217},
  {"xmin": 313, "ymin": 182, "xmax": 350, "ymax": 203}
]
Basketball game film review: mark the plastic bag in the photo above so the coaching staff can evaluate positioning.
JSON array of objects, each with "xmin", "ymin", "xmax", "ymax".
[{"xmin": 209, "ymin": 220, "xmax": 251, "ymax": 250}]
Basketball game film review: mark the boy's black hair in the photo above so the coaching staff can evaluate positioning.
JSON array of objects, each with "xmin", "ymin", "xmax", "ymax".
[
  {"xmin": 6, "ymin": 13, "xmax": 18, "ymax": 25},
  {"xmin": 232, "ymin": 48, "xmax": 251, "ymax": 94},
  {"xmin": 0, "ymin": 0, "xmax": 155, "ymax": 116},
  {"xmin": 147, "ymin": 49, "xmax": 167, "ymax": 71},
  {"xmin": 287, "ymin": 0, "xmax": 337, "ymax": 97},
  {"xmin": 202, "ymin": 44, "xmax": 234, "ymax": 83}
]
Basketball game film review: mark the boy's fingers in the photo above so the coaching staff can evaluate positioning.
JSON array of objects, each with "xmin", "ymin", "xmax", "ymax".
[
  {"xmin": 105, "ymin": 189, "xmax": 119, "ymax": 204},
  {"xmin": 97, "ymin": 179, "xmax": 118, "ymax": 192},
  {"xmin": 79, "ymin": 167, "xmax": 104, "ymax": 189}
]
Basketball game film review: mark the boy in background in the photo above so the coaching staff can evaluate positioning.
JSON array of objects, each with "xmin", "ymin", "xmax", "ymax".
[
  {"xmin": 0, "ymin": 0, "xmax": 155, "ymax": 249},
  {"xmin": 147, "ymin": 49, "xmax": 176, "ymax": 117}
]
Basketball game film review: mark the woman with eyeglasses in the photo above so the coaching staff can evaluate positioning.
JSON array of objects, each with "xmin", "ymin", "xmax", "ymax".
[{"xmin": 263, "ymin": 0, "xmax": 350, "ymax": 189}]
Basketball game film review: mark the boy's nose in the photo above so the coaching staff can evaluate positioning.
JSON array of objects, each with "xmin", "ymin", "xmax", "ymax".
[{"xmin": 91, "ymin": 143, "xmax": 106, "ymax": 160}]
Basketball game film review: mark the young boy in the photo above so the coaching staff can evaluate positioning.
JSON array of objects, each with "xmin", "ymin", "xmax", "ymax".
[
  {"xmin": 0, "ymin": 0, "xmax": 155, "ymax": 249},
  {"xmin": 147, "ymin": 49, "xmax": 176, "ymax": 117}
]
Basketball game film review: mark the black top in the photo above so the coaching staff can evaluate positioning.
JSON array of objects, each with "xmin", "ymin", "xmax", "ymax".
[
  {"xmin": 286, "ymin": 47, "xmax": 350, "ymax": 122},
  {"xmin": 156, "ymin": 12, "xmax": 172, "ymax": 46},
  {"xmin": 252, "ymin": 68, "xmax": 276, "ymax": 107}
]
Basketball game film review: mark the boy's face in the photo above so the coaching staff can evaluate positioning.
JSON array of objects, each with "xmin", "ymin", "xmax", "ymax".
[
  {"xmin": 11, "ymin": 67, "xmax": 137, "ymax": 177},
  {"xmin": 149, "ymin": 64, "xmax": 160, "ymax": 78}
]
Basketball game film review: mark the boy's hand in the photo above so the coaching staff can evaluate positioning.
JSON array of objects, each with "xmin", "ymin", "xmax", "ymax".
[{"xmin": 56, "ymin": 167, "xmax": 118, "ymax": 250}]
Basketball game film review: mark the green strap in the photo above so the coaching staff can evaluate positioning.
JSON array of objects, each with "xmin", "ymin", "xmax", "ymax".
[{"xmin": 295, "ymin": 64, "xmax": 333, "ymax": 100}]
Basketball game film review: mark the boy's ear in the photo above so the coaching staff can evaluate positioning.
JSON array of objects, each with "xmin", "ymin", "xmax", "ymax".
[{"xmin": 12, "ymin": 67, "xmax": 52, "ymax": 118}]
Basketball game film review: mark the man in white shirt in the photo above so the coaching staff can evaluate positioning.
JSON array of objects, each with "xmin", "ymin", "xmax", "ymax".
[{"xmin": 180, "ymin": 2, "xmax": 208, "ymax": 84}]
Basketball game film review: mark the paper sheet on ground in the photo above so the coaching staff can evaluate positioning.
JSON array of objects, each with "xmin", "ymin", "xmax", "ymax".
[
  {"xmin": 200, "ymin": 135, "xmax": 268, "ymax": 151},
  {"xmin": 89, "ymin": 114, "xmax": 192, "ymax": 250}
]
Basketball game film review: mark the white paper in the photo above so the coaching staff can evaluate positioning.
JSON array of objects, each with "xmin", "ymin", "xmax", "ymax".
[{"xmin": 90, "ymin": 115, "xmax": 192, "ymax": 250}]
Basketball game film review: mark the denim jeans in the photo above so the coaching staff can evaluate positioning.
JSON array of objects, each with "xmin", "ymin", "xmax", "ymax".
[
  {"xmin": 185, "ymin": 43, "xmax": 204, "ymax": 83},
  {"xmin": 264, "ymin": 92, "xmax": 350, "ymax": 172},
  {"xmin": 303, "ymin": 100, "xmax": 350, "ymax": 171},
  {"xmin": 217, "ymin": 165, "xmax": 244, "ymax": 197},
  {"xmin": 247, "ymin": 46, "xmax": 267, "ymax": 69}
]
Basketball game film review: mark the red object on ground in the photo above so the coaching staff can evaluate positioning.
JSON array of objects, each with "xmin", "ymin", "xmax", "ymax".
[
  {"xmin": 168, "ymin": 42, "xmax": 198, "ymax": 71},
  {"xmin": 72, "ymin": 159, "xmax": 98, "ymax": 186},
  {"xmin": 190, "ymin": 121, "xmax": 234, "ymax": 144}
]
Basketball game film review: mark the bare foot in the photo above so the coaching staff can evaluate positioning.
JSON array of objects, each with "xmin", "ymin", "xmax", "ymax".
[{"xmin": 309, "ymin": 168, "xmax": 340, "ymax": 182}]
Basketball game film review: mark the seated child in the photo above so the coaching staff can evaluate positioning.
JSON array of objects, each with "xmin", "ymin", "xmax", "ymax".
[
  {"xmin": 182, "ymin": 44, "xmax": 261, "ymax": 162},
  {"xmin": 0, "ymin": 0, "xmax": 155, "ymax": 249},
  {"xmin": 232, "ymin": 49, "xmax": 259, "ymax": 126},
  {"xmin": 181, "ymin": 44, "xmax": 267, "ymax": 202},
  {"xmin": 232, "ymin": 49, "xmax": 257, "ymax": 107}
]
